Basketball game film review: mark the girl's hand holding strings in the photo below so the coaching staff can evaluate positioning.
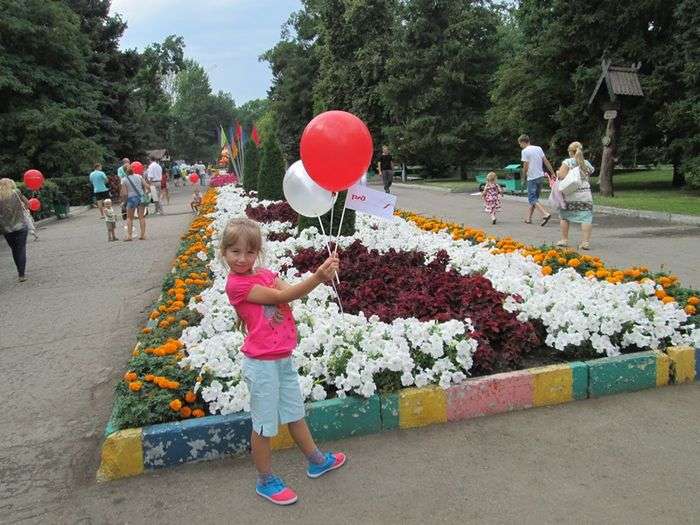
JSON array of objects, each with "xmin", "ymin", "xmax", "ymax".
[{"xmin": 315, "ymin": 255, "xmax": 340, "ymax": 282}]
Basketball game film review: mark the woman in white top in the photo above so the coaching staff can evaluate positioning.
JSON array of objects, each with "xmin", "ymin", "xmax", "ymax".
[{"xmin": 556, "ymin": 141, "xmax": 595, "ymax": 250}]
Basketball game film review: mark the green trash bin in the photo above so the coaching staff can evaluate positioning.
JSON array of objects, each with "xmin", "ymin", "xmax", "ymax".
[{"xmin": 503, "ymin": 163, "xmax": 523, "ymax": 193}]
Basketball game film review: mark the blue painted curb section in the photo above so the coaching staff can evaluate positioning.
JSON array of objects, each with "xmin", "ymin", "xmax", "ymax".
[{"xmin": 97, "ymin": 347, "xmax": 698, "ymax": 481}]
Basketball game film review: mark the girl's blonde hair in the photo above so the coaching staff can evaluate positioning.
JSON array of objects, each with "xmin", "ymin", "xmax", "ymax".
[
  {"xmin": 0, "ymin": 178, "xmax": 18, "ymax": 200},
  {"xmin": 486, "ymin": 171, "xmax": 497, "ymax": 183},
  {"xmin": 219, "ymin": 217, "xmax": 263, "ymax": 269}
]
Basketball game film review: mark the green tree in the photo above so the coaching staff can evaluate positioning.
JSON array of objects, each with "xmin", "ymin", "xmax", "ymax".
[
  {"xmin": 382, "ymin": 0, "xmax": 501, "ymax": 175},
  {"xmin": 256, "ymin": 130, "xmax": 285, "ymax": 200},
  {"xmin": 170, "ymin": 60, "xmax": 237, "ymax": 161},
  {"xmin": 0, "ymin": 0, "xmax": 105, "ymax": 178},
  {"xmin": 242, "ymin": 139, "xmax": 260, "ymax": 192},
  {"xmin": 262, "ymin": 4, "xmax": 321, "ymax": 163}
]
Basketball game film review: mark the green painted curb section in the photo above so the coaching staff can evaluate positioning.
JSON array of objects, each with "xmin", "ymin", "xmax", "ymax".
[
  {"xmin": 570, "ymin": 361, "xmax": 589, "ymax": 400},
  {"xmin": 379, "ymin": 393, "xmax": 399, "ymax": 431},
  {"xmin": 587, "ymin": 351, "xmax": 658, "ymax": 397},
  {"xmin": 307, "ymin": 395, "xmax": 382, "ymax": 442}
]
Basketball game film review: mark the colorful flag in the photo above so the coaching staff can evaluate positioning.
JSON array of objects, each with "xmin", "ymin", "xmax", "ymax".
[
  {"xmin": 231, "ymin": 142, "xmax": 239, "ymax": 160},
  {"xmin": 219, "ymin": 125, "xmax": 229, "ymax": 148},
  {"xmin": 235, "ymin": 121, "xmax": 243, "ymax": 142},
  {"xmin": 251, "ymin": 126, "xmax": 261, "ymax": 146}
]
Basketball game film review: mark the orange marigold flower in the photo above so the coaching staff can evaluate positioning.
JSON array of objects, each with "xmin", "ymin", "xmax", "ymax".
[
  {"xmin": 662, "ymin": 296, "xmax": 675, "ymax": 304},
  {"xmin": 128, "ymin": 381, "xmax": 142, "ymax": 392},
  {"xmin": 567, "ymin": 258, "xmax": 581, "ymax": 268},
  {"xmin": 142, "ymin": 327, "xmax": 152, "ymax": 334},
  {"xmin": 541, "ymin": 265, "xmax": 552, "ymax": 275},
  {"xmin": 192, "ymin": 408, "xmax": 205, "ymax": 418},
  {"xmin": 179, "ymin": 406, "xmax": 192, "ymax": 418},
  {"xmin": 169, "ymin": 399, "xmax": 182, "ymax": 411},
  {"xmin": 655, "ymin": 289, "xmax": 667, "ymax": 299},
  {"xmin": 144, "ymin": 374, "xmax": 155, "ymax": 382},
  {"xmin": 124, "ymin": 371, "xmax": 137, "ymax": 382},
  {"xmin": 687, "ymin": 296, "xmax": 700, "ymax": 306},
  {"xmin": 184, "ymin": 391, "xmax": 197, "ymax": 403}
]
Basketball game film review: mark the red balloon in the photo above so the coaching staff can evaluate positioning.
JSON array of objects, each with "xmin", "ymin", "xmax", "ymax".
[
  {"xmin": 27, "ymin": 197, "xmax": 41, "ymax": 212},
  {"xmin": 189, "ymin": 173, "xmax": 200, "ymax": 184},
  {"xmin": 23, "ymin": 169, "xmax": 44, "ymax": 191},
  {"xmin": 131, "ymin": 161, "xmax": 144, "ymax": 175},
  {"xmin": 300, "ymin": 111, "xmax": 373, "ymax": 192}
]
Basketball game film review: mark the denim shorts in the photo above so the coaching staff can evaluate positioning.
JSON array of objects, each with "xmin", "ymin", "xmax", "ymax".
[
  {"xmin": 126, "ymin": 195, "xmax": 141, "ymax": 209},
  {"xmin": 242, "ymin": 356, "xmax": 305, "ymax": 437},
  {"xmin": 527, "ymin": 177, "xmax": 544, "ymax": 204}
]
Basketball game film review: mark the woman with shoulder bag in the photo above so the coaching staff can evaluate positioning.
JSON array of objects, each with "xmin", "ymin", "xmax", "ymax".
[
  {"xmin": 0, "ymin": 178, "xmax": 31, "ymax": 281},
  {"xmin": 556, "ymin": 141, "xmax": 595, "ymax": 250},
  {"xmin": 120, "ymin": 163, "xmax": 150, "ymax": 241}
]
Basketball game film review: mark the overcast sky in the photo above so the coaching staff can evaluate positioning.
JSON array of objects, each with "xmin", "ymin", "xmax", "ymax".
[{"xmin": 109, "ymin": 0, "xmax": 302, "ymax": 104}]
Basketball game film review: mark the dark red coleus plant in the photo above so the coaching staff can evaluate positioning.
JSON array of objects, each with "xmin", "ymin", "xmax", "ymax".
[{"xmin": 287, "ymin": 240, "xmax": 540, "ymax": 374}]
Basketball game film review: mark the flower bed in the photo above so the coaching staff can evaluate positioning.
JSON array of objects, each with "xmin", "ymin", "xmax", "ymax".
[
  {"xmin": 108, "ymin": 186, "xmax": 699, "ymax": 432},
  {"xmin": 208, "ymin": 173, "xmax": 238, "ymax": 187}
]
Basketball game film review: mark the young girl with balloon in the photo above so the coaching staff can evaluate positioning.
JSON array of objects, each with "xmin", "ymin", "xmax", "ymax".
[{"xmin": 221, "ymin": 217, "xmax": 345, "ymax": 506}]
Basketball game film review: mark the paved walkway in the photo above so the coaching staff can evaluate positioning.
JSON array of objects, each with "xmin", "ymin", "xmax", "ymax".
[
  {"xmin": 387, "ymin": 183, "xmax": 700, "ymax": 287},
  {"xmin": 1, "ymin": 186, "xmax": 698, "ymax": 524}
]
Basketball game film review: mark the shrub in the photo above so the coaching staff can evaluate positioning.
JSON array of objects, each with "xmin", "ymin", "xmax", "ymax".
[
  {"xmin": 288, "ymin": 240, "xmax": 540, "ymax": 374},
  {"xmin": 682, "ymin": 156, "xmax": 700, "ymax": 189},
  {"xmin": 256, "ymin": 132, "xmax": 285, "ymax": 200},
  {"xmin": 243, "ymin": 140, "xmax": 260, "ymax": 193}
]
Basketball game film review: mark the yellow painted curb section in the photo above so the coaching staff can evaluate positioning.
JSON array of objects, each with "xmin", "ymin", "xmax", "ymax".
[
  {"xmin": 270, "ymin": 424, "xmax": 295, "ymax": 450},
  {"xmin": 97, "ymin": 428, "xmax": 144, "ymax": 481},
  {"xmin": 666, "ymin": 346, "xmax": 696, "ymax": 383},
  {"xmin": 655, "ymin": 351, "xmax": 671, "ymax": 387},
  {"xmin": 399, "ymin": 386, "xmax": 447, "ymax": 429},
  {"xmin": 531, "ymin": 364, "xmax": 572, "ymax": 407}
]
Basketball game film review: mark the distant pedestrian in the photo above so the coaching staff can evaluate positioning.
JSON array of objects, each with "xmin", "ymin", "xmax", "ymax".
[
  {"xmin": 121, "ymin": 163, "xmax": 149, "ymax": 241},
  {"xmin": 191, "ymin": 188, "xmax": 202, "ymax": 214},
  {"xmin": 556, "ymin": 141, "xmax": 595, "ymax": 250},
  {"xmin": 161, "ymin": 168, "xmax": 171, "ymax": 205},
  {"xmin": 117, "ymin": 158, "xmax": 130, "ymax": 179},
  {"xmin": 146, "ymin": 156, "xmax": 164, "ymax": 214},
  {"xmin": 518, "ymin": 134, "xmax": 555, "ymax": 226},
  {"xmin": 481, "ymin": 171, "xmax": 504, "ymax": 225},
  {"xmin": 89, "ymin": 162, "xmax": 110, "ymax": 219},
  {"xmin": 0, "ymin": 178, "xmax": 30, "ymax": 281},
  {"xmin": 103, "ymin": 198, "xmax": 118, "ymax": 241},
  {"xmin": 377, "ymin": 145, "xmax": 394, "ymax": 193}
]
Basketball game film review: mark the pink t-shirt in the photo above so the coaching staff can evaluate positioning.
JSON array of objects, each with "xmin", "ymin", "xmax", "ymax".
[{"xmin": 225, "ymin": 268, "xmax": 297, "ymax": 360}]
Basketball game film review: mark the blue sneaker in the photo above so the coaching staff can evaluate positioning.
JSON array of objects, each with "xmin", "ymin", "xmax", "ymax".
[
  {"xmin": 307, "ymin": 451, "xmax": 347, "ymax": 478},
  {"xmin": 255, "ymin": 475, "xmax": 298, "ymax": 505}
]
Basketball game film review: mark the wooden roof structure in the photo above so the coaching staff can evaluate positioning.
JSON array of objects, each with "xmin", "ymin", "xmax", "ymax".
[{"xmin": 589, "ymin": 60, "xmax": 644, "ymax": 105}]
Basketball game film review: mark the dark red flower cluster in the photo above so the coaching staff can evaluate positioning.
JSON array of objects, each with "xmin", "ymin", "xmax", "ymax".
[
  {"xmin": 245, "ymin": 201, "xmax": 298, "ymax": 225},
  {"xmin": 288, "ymin": 240, "xmax": 540, "ymax": 374}
]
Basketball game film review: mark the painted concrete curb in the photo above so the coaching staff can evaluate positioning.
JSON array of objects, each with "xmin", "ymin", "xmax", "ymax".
[{"xmin": 98, "ymin": 349, "xmax": 698, "ymax": 481}]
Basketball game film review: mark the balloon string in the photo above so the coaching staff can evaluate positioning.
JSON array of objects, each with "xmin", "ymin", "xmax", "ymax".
[
  {"xmin": 317, "ymin": 216, "xmax": 341, "ymax": 284},
  {"xmin": 335, "ymin": 196, "xmax": 347, "ymax": 250},
  {"xmin": 316, "ymin": 216, "xmax": 344, "ymax": 314},
  {"xmin": 329, "ymin": 194, "xmax": 336, "ymax": 253}
]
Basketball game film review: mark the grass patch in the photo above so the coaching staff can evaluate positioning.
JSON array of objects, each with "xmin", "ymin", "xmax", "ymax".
[{"xmin": 591, "ymin": 168, "xmax": 700, "ymax": 216}]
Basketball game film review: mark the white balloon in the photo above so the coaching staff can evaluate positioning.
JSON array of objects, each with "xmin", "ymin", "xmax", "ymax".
[{"xmin": 283, "ymin": 160, "xmax": 335, "ymax": 217}]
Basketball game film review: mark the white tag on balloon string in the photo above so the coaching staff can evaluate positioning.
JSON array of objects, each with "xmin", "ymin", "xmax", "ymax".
[{"xmin": 344, "ymin": 184, "xmax": 397, "ymax": 219}]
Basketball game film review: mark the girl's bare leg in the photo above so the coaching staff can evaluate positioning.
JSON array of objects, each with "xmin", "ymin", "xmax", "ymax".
[
  {"xmin": 288, "ymin": 418, "xmax": 318, "ymax": 457},
  {"xmin": 250, "ymin": 431, "xmax": 272, "ymax": 474}
]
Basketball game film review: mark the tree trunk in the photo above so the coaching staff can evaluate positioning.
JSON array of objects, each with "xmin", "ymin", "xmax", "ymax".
[
  {"xmin": 599, "ymin": 117, "xmax": 616, "ymax": 197},
  {"xmin": 672, "ymin": 162, "xmax": 686, "ymax": 188}
]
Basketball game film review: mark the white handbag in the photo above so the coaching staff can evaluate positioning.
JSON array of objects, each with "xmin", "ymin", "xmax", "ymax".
[{"xmin": 558, "ymin": 166, "xmax": 581, "ymax": 196}]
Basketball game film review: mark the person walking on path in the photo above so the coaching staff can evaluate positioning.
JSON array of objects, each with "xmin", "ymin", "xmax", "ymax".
[
  {"xmin": 222, "ymin": 218, "xmax": 346, "ymax": 506},
  {"xmin": 161, "ymin": 169, "xmax": 171, "ymax": 205},
  {"xmin": 0, "ymin": 178, "xmax": 30, "ymax": 281},
  {"xmin": 377, "ymin": 145, "xmax": 394, "ymax": 194},
  {"xmin": 518, "ymin": 134, "xmax": 555, "ymax": 226},
  {"xmin": 481, "ymin": 171, "xmax": 504, "ymax": 225},
  {"xmin": 89, "ymin": 163, "xmax": 110, "ymax": 219},
  {"xmin": 146, "ymin": 156, "xmax": 164, "ymax": 214},
  {"xmin": 120, "ymin": 163, "xmax": 149, "ymax": 241},
  {"xmin": 117, "ymin": 158, "xmax": 130, "ymax": 179},
  {"xmin": 557, "ymin": 141, "xmax": 595, "ymax": 250}
]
